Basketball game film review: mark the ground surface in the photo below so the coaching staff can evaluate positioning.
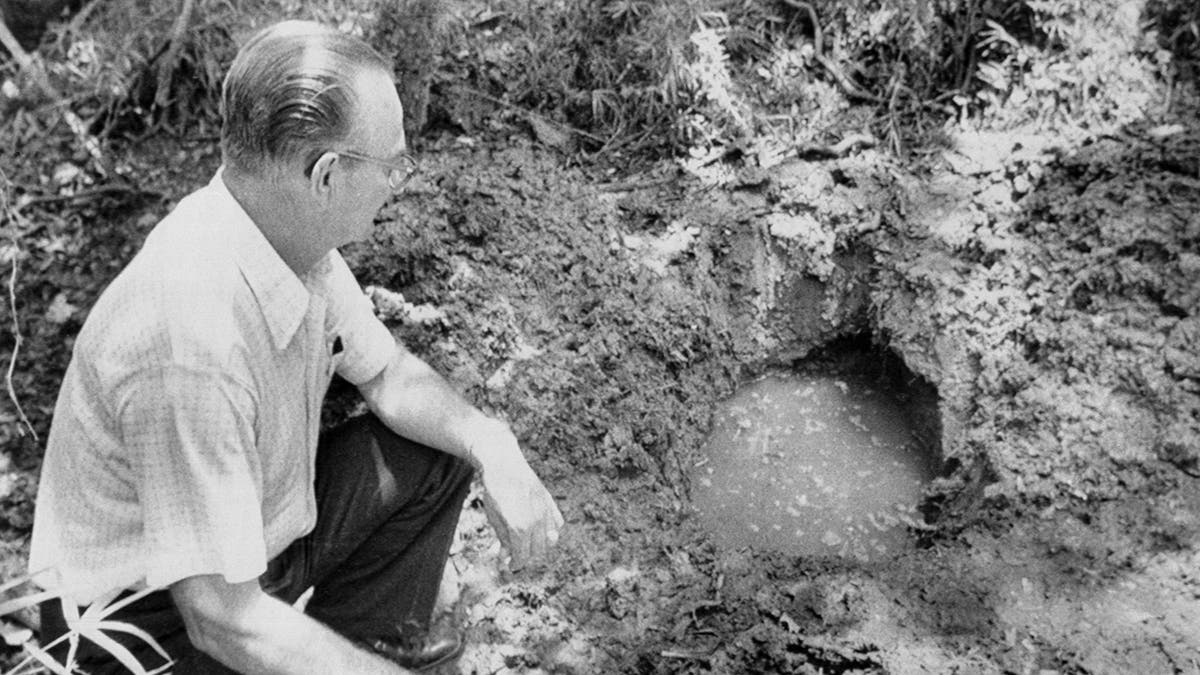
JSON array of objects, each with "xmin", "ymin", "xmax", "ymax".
[
  {"xmin": 378, "ymin": 117, "xmax": 1200, "ymax": 674},
  {"xmin": 3, "ymin": 2, "xmax": 1200, "ymax": 674}
]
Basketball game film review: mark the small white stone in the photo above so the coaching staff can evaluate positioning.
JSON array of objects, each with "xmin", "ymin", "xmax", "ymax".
[
  {"xmin": 53, "ymin": 163, "xmax": 82, "ymax": 186},
  {"xmin": 766, "ymin": 212, "xmax": 820, "ymax": 239}
]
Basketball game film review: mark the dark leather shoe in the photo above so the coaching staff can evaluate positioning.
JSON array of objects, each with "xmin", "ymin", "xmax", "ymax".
[{"xmin": 366, "ymin": 630, "xmax": 465, "ymax": 672}]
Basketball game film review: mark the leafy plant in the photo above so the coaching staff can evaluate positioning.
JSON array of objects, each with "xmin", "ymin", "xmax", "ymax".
[
  {"xmin": 0, "ymin": 571, "xmax": 171, "ymax": 675},
  {"xmin": 967, "ymin": 0, "xmax": 1169, "ymax": 128}
]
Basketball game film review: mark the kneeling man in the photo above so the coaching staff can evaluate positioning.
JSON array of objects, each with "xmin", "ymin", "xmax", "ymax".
[{"xmin": 30, "ymin": 20, "xmax": 562, "ymax": 674}]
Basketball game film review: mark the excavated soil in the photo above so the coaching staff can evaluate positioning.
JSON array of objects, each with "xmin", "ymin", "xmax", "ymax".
[{"xmin": 333, "ymin": 116, "xmax": 1200, "ymax": 673}]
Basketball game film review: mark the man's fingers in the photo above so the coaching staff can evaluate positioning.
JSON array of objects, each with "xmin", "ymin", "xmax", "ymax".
[
  {"xmin": 510, "ymin": 514, "xmax": 557, "ymax": 566},
  {"xmin": 483, "ymin": 494, "xmax": 515, "ymax": 554},
  {"xmin": 481, "ymin": 464, "xmax": 563, "ymax": 569}
]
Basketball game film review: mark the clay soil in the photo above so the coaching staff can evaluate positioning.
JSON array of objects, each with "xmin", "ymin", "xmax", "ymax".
[
  {"xmin": 362, "ymin": 117, "xmax": 1200, "ymax": 675},
  {"xmin": 3, "ymin": 4, "xmax": 1200, "ymax": 674}
]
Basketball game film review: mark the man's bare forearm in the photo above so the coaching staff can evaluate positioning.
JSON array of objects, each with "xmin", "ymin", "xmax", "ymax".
[
  {"xmin": 172, "ymin": 577, "xmax": 412, "ymax": 674},
  {"xmin": 358, "ymin": 346, "xmax": 507, "ymax": 466},
  {"xmin": 357, "ymin": 345, "xmax": 564, "ymax": 568}
]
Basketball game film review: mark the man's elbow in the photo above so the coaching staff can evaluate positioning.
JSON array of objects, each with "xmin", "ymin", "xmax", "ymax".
[
  {"xmin": 170, "ymin": 576, "xmax": 260, "ymax": 663},
  {"xmin": 179, "ymin": 606, "xmax": 236, "ymax": 659}
]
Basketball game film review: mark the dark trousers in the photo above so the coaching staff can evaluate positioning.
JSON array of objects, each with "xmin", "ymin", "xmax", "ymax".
[{"xmin": 39, "ymin": 414, "xmax": 475, "ymax": 674}]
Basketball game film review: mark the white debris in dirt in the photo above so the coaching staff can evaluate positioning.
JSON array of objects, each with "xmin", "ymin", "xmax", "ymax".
[
  {"xmin": 788, "ymin": 166, "xmax": 835, "ymax": 204},
  {"xmin": 43, "ymin": 293, "xmax": 79, "ymax": 325},
  {"xmin": 529, "ymin": 116, "xmax": 572, "ymax": 151},
  {"xmin": 0, "ymin": 473, "xmax": 15, "ymax": 502},
  {"xmin": 366, "ymin": 285, "xmax": 447, "ymax": 325},
  {"xmin": 765, "ymin": 211, "xmax": 836, "ymax": 279},
  {"xmin": 941, "ymin": 150, "xmax": 989, "ymax": 177},
  {"xmin": 1148, "ymin": 124, "xmax": 1185, "ymax": 139},
  {"xmin": 631, "ymin": 220, "xmax": 701, "ymax": 276},
  {"xmin": 767, "ymin": 211, "xmax": 818, "ymax": 239},
  {"xmin": 485, "ymin": 335, "xmax": 542, "ymax": 391},
  {"xmin": 485, "ymin": 362, "xmax": 516, "ymax": 391},
  {"xmin": 974, "ymin": 183, "xmax": 1017, "ymax": 212},
  {"xmin": 943, "ymin": 131, "xmax": 1012, "ymax": 175},
  {"xmin": 679, "ymin": 148, "xmax": 738, "ymax": 186},
  {"xmin": 448, "ymin": 258, "xmax": 478, "ymax": 287},
  {"xmin": 943, "ymin": 130, "xmax": 1062, "ymax": 178},
  {"xmin": 605, "ymin": 566, "xmax": 639, "ymax": 584},
  {"xmin": 1012, "ymin": 174, "xmax": 1034, "ymax": 195},
  {"xmin": 404, "ymin": 304, "xmax": 447, "ymax": 324},
  {"xmin": 926, "ymin": 207, "xmax": 982, "ymax": 249},
  {"xmin": 52, "ymin": 162, "xmax": 83, "ymax": 187}
]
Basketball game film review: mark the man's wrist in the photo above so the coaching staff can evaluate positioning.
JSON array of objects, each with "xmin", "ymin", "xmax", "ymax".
[{"xmin": 459, "ymin": 415, "xmax": 515, "ymax": 471}]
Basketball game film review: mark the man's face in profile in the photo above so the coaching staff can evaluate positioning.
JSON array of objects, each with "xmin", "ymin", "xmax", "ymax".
[{"xmin": 327, "ymin": 68, "xmax": 409, "ymax": 246}]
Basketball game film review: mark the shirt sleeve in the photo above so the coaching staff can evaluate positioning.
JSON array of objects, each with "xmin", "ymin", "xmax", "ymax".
[
  {"xmin": 118, "ymin": 364, "xmax": 267, "ymax": 590},
  {"xmin": 318, "ymin": 251, "xmax": 397, "ymax": 385}
]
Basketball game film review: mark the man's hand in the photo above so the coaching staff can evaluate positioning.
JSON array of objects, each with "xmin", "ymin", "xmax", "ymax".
[
  {"xmin": 467, "ymin": 423, "xmax": 564, "ymax": 569},
  {"xmin": 358, "ymin": 348, "xmax": 564, "ymax": 567}
]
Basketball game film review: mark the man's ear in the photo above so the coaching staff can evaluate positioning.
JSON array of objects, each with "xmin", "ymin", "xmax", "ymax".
[{"xmin": 308, "ymin": 151, "xmax": 338, "ymax": 200}]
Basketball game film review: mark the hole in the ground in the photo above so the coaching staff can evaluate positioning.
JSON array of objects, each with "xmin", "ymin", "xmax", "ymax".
[{"xmin": 689, "ymin": 336, "xmax": 943, "ymax": 560}]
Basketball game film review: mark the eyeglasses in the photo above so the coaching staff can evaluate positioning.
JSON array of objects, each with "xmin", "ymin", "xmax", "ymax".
[{"xmin": 337, "ymin": 149, "xmax": 418, "ymax": 191}]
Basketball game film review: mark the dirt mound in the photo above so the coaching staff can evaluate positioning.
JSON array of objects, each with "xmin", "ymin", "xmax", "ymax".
[{"xmin": 335, "ymin": 116, "xmax": 1200, "ymax": 672}]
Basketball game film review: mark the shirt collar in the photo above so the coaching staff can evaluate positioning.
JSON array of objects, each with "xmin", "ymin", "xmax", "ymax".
[{"xmin": 207, "ymin": 168, "xmax": 311, "ymax": 350}]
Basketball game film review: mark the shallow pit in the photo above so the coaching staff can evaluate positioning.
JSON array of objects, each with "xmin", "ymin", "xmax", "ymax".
[{"xmin": 690, "ymin": 339, "xmax": 942, "ymax": 560}]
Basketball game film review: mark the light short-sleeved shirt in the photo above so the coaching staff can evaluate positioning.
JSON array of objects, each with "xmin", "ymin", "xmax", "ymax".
[{"xmin": 29, "ymin": 170, "xmax": 396, "ymax": 606}]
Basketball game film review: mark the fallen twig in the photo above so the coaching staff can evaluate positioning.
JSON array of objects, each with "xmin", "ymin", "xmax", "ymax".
[
  {"xmin": 155, "ymin": 0, "xmax": 197, "ymax": 109},
  {"xmin": 18, "ymin": 184, "xmax": 162, "ymax": 208},
  {"xmin": 456, "ymin": 86, "xmax": 608, "ymax": 145},
  {"xmin": 661, "ymin": 649, "xmax": 712, "ymax": 661},
  {"xmin": 816, "ymin": 53, "xmax": 886, "ymax": 105},
  {"xmin": 0, "ymin": 171, "xmax": 37, "ymax": 441},
  {"xmin": 62, "ymin": 0, "xmax": 104, "ymax": 39},
  {"xmin": 795, "ymin": 133, "xmax": 878, "ymax": 160},
  {"xmin": 594, "ymin": 176, "xmax": 677, "ymax": 193},
  {"xmin": 3, "ymin": 254, "xmax": 32, "ymax": 441},
  {"xmin": 0, "ymin": 8, "xmax": 35, "ymax": 74}
]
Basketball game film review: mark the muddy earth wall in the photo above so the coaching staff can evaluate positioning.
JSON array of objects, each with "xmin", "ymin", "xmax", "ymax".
[{"xmin": 335, "ymin": 121, "xmax": 1200, "ymax": 672}]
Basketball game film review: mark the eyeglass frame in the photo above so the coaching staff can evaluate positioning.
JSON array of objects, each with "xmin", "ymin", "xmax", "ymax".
[{"xmin": 336, "ymin": 149, "xmax": 418, "ymax": 191}]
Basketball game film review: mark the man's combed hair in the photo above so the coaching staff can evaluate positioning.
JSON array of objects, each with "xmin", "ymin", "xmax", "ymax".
[{"xmin": 221, "ymin": 21, "xmax": 392, "ymax": 175}]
